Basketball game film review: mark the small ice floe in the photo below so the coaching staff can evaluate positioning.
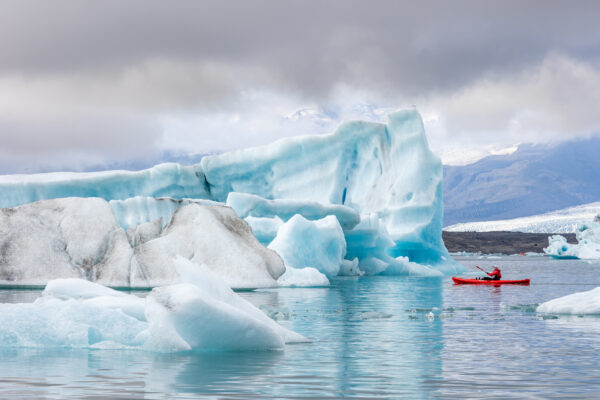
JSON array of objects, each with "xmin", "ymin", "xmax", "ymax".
[{"xmin": 537, "ymin": 286, "xmax": 600, "ymax": 315}]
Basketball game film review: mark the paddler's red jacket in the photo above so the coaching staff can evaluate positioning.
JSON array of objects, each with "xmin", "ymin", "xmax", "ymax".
[{"xmin": 488, "ymin": 269, "xmax": 502, "ymax": 280}]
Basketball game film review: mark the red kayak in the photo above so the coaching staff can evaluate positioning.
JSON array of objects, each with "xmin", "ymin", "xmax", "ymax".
[{"xmin": 452, "ymin": 277, "xmax": 530, "ymax": 285}]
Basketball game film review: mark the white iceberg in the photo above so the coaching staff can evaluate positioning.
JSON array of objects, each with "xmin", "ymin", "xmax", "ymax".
[
  {"xmin": 133, "ymin": 204, "xmax": 285, "ymax": 288},
  {"xmin": 0, "ymin": 197, "xmax": 134, "ymax": 286},
  {"xmin": 544, "ymin": 216, "xmax": 600, "ymax": 259},
  {"xmin": 0, "ymin": 257, "xmax": 306, "ymax": 351},
  {"xmin": 537, "ymin": 286, "xmax": 600, "ymax": 315},
  {"xmin": 0, "ymin": 198, "xmax": 284, "ymax": 289}
]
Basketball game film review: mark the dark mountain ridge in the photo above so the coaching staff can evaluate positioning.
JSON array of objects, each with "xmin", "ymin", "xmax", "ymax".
[{"xmin": 443, "ymin": 136, "xmax": 600, "ymax": 226}]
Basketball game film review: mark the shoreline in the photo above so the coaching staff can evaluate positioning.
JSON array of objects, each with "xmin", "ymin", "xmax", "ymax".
[{"xmin": 442, "ymin": 231, "xmax": 577, "ymax": 255}]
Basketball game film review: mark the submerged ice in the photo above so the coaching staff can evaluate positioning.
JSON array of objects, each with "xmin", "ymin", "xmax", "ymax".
[
  {"xmin": 0, "ymin": 109, "xmax": 462, "ymax": 285},
  {"xmin": 0, "ymin": 257, "xmax": 307, "ymax": 351}
]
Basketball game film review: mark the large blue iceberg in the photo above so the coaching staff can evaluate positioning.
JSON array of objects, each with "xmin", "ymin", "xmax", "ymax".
[{"xmin": 0, "ymin": 109, "xmax": 461, "ymax": 283}]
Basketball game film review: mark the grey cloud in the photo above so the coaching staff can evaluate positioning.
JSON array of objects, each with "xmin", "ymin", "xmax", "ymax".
[
  {"xmin": 1, "ymin": 0, "xmax": 600, "ymax": 173},
  {"xmin": 2, "ymin": 0, "xmax": 599, "ymax": 98}
]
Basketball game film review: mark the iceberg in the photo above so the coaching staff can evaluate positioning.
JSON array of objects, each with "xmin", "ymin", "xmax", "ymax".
[
  {"xmin": 0, "ymin": 257, "xmax": 306, "ymax": 351},
  {"xmin": 268, "ymin": 215, "xmax": 346, "ymax": 277},
  {"xmin": 537, "ymin": 286, "xmax": 600, "ymax": 315},
  {"xmin": 0, "ymin": 197, "xmax": 134, "ymax": 286},
  {"xmin": 0, "ymin": 109, "xmax": 460, "ymax": 277},
  {"xmin": 0, "ymin": 198, "xmax": 283, "ymax": 289},
  {"xmin": 132, "ymin": 203, "xmax": 285, "ymax": 288},
  {"xmin": 544, "ymin": 215, "xmax": 600, "ymax": 259},
  {"xmin": 202, "ymin": 110, "xmax": 450, "ymax": 267}
]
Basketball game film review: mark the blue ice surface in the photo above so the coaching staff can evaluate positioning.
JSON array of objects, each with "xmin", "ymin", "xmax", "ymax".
[
  {"xmin": 0, "ymin": 110, "xmax": 461, "ymax": 274},
  {"xmin": 268, "ymin": 215, "xmax": 346, "ymax": 277}
]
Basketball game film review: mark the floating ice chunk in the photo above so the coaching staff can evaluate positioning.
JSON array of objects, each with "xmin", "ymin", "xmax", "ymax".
[
  {"xmin": 544, "ymin": 235, "xmax": 579, "ymax": 259},
  {"xmin": 227, "ymin": 192, "xmax": 360, "ymax": 230},
  {"xmin": 268, "ymin": 215, "xmax": 346, "ymax": 277},
  {"xmin": 0, "ymin": 198, "xmax": 133, "ymax": 287},
  {"xmin": 144, "ymin": 283, "xmax": 286, "ymax": 352},
  {"xmin": 43, "ymin": 278, "xmax": 129, "ymax": 300},
  {"xmin": 0, "ymin": 295, "xmax": 147, "ymax": 349},
  {"xmin": 133, "ymin": 204, "xmax": 285, "ymax": 288},
  {"xmin": 0, "ymin": 258, "xmax": 307, "ymax": 351},
  {"xmin": 149, "ymin": 256, "xmax": 307, "ymax": 349},
  {"xmin": 42, "ymin": 279, "xmax": 147, "ymax": 322},
  {"xmin": 544, "ymin": 216, "xmax": 600, "ymax": 259},
  {"xmin": 277, "ymin": 266, "xmax": 330, "ymax": 287},
  {"xmin": 537, "ymin": 286, "xmax": 600, "ymax": 315}
]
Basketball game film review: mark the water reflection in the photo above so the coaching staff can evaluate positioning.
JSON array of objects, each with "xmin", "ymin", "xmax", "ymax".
[
  {"xmin": 4, "ymin": 257, "xmax": 600, "ymax": 398},
  {"xmin": 0, "ymin": 276, "xmax": 447, "ymax": 399}
]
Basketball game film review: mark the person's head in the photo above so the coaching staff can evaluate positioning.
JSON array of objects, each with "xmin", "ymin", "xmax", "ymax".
[{"xmin": 493, "ymin": 267, "xmax": 500, "ymax": 271}]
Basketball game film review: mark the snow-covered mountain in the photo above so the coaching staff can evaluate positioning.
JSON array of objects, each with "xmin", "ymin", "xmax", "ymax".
[
  {"xmin": 443, "ymin": 136, "xmax": 600, "ymax": 226},
  {"xmin": 445, "ymin": 202, "xmax": 600, "ymax": 233}
]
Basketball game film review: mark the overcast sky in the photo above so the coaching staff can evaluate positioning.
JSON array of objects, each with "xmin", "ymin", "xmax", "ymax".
[{"xmin": 1, "ymin": 0, "xmax": 600, "ymax": 173}]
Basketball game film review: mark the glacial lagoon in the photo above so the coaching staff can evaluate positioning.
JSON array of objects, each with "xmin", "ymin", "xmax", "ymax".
[{"xmin": 1, "ymin": 255, "xmax": 600, "ymax": 399}]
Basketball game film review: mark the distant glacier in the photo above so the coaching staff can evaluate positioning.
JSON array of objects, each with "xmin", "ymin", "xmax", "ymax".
[{"xmin": 445, "ymin": 202, "xmax": 600, "ymax": 233}]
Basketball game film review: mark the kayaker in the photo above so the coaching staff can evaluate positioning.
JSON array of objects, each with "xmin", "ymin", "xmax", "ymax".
[{"xmin": 480, "ymin": 266, "xmax": 501, "ymax": 281}]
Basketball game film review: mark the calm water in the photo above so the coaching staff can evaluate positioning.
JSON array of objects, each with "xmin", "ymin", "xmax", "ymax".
[{"xmin": 2, "ymin": 255, "xmax": 600, "ymax": 399}]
